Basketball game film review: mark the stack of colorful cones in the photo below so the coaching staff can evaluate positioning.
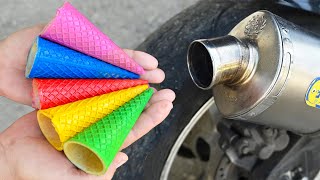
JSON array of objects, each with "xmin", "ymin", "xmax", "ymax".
[{"xmin": 25, "ymin": 2, "xmax": 153, "ymax": 175}]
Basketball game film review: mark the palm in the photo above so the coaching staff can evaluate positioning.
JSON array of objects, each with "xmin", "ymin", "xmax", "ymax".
[
  {"xmin": 0, "ymin": 25, "xmax": 175, "ymax": 179},
  {"xmin": 1, "ymin": 112, "xmax": 80, "ymax": 179}
]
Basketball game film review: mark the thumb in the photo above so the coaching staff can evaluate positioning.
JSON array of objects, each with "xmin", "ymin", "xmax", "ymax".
[{"xmin": 2, "ymin": 24, "xmax": 45, "ymax": 65}]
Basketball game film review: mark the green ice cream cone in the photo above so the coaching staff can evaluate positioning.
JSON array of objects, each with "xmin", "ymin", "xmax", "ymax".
[{"xmin": 63, "ymin": 88, "xmax": 153, "ymax": 175}]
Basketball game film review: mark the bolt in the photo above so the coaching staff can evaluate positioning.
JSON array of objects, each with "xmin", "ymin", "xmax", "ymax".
[
  {"xmin": 242, "ymin": 147, "xmax": 250, "ymax": 154},
  {"xmin": 243, "ymin": 129, "xmax": 250, "ymax": 136},
  {"xmin": 259, "ymin": 146, "xmax": 273, "ymax": 159},
  {"xmin": 242, "ymin": 140, "xmax": 249, "ymax": 146},
  {"xmin": 239, "ymin": 140, "xmax": 251, "ymax": 155},
  {"xmin": 281, "ymin": 175, "xmax": 291, "ymax": 180},
  {"xmin": 281, "ymin": 172, "xmax": 292, "ymax": 180},
  {"xmin": 221, "ymin": 142, "xmax": 228, "ymax": 150},
  {"xmin": 263, "ymin": 127, "xmax": 274, "ymax": 137}
]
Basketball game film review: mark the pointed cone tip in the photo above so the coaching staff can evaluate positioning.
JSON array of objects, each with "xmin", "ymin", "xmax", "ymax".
[
  {"xmin": 40, "ymin": 2, "xmax": 144, "ymax": 75},
  {"xmin": 38, "ymin": 85, "xmax": 149, "ymax": 150},
  {"xmin": 28, "ymin": 37, "xmax": 139, "ymax": 79},
  {"xmin": 33, "ymin": 78, "xmax": 149, "ymax": 109},
  {"xmin": 63, "ymin": 88, "xmax": 153, "ymax": 175}
]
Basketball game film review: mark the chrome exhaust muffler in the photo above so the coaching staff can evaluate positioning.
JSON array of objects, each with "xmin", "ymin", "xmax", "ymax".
[{"xmin": 187, "ymin": 10, "xmax": 320, "ymax": 134}]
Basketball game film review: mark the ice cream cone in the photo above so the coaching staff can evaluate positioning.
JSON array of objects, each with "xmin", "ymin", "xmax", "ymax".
[
  {"xmin": 26, "ymin": 37, "xmax": 139, "ymax": 79},
  {"xmin": 40, "ymin": 2, "xmax": 145, "ymax": 75},
  {"xmin": 32, "ymin": 79, "xmax": 148, "ymax": 109},
  {"xmin": 64, "ymin": 89, "xmax": 153, "ymax": 175},
  {"xmin": 37, "ymin": 85, "xmax": 148, "ymax": 150}
]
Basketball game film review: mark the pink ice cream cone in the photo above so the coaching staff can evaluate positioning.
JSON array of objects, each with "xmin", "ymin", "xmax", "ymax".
[{"xmin": 40, "ymin": 2, "xmax": 145, "ymax": 75}]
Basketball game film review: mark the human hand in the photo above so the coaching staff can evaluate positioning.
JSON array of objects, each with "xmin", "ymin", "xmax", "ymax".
[{"xmin": 0, "ymin": 25, "xmax": 175, "ymax": 179}]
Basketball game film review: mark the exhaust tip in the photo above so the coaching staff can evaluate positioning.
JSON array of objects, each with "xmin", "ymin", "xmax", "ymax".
[
  {"xmin": 187, "ymin": 40, "xmax": 214, "ymax": 90},
  {"xmin": 187, "ymin": 36, "xmax": 252, "ymax": 90}
]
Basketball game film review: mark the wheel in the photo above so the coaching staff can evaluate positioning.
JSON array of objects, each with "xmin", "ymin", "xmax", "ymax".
[{"xmin": 114, "ymin": 0, "xmax": 320, "ymax": 179}]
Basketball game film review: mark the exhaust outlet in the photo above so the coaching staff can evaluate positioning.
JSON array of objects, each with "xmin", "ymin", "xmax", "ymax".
[
  {"xmin": 187, "ymin": 10, "xmax": 320, "ymax": 134},
  {"xmin": 187, "ymin": 35, "xmax": 256, "ymax": 89}
]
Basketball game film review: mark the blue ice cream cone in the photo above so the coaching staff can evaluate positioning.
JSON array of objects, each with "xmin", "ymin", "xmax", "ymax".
[{"xmin": 25, "ymin": 37, "xmax": 139, "ymax": 79}]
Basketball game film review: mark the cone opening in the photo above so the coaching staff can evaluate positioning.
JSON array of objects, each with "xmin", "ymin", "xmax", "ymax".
[
  {"xmin": 37, "ymin": 112, "xmax": 63, "ymax": 150},
  {"xmin": 64, "ymin": 142, "xmax": 105, "ymax": 175},
  {"xmin": 32, "ymin": 80, "xmax": 40, "ymax": 109},
  {"xmin": 26, "ymin": 38, "xmax": 38, "ymax": 78}
]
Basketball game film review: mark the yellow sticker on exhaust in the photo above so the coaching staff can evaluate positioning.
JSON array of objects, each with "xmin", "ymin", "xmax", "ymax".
[{"xmin": 306, "ymin": 78, "xmax": 320, "ymax": 108}]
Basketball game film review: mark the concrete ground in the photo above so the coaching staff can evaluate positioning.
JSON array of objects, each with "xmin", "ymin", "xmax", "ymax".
[{"xmin": 0, "ymin": 0, "xmax": 197, "ymax": 132}]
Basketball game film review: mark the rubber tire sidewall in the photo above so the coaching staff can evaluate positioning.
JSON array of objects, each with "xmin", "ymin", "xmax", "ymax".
[{"xmin": 114, "ymin": 0, "xmax": 320, "ymax": 179}]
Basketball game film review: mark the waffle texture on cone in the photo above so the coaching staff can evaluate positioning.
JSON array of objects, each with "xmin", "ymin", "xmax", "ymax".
[
  {"xmin": 64, "ymin": 89, "xmax": 153, "ymax": 175},
  {"xmin": 37, "ymin": 85, "xmax": 148, "ymax": 150},
  {"xmin": 40, "ymin": 2, "xmax": 144, "ymax": 75},
  {"xmin": 26, "ymin": 37, "xmax": 139, "ymax": 79},
  {"xmin": 32, "ymin": 79, "xmax": 148, "ymax": 109}
]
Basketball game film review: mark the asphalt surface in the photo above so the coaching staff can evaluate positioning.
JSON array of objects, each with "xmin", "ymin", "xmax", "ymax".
[{"xmin": 0, "ymin": 0, "xmax": 197, "ymax": 132}]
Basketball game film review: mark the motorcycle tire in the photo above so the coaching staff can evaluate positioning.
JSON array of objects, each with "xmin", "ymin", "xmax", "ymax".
[{"xmin": 114, "ymin": 0, "xmax": 320, "ymax": 179}]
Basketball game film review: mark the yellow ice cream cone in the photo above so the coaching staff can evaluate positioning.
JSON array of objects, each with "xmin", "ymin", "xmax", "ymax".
[{"xmin": 37, "ymin": 85, "xmax": 148, "ymax": 150}]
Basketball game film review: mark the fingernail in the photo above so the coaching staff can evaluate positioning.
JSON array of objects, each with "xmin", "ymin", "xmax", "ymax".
[{"xmin": 116, "ymin": 159, "xmax": 127, "ymax": 168}]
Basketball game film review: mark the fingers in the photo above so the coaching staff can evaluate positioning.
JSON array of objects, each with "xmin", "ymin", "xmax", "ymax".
[
  {"xmin": 0, "ymin": 24, "xmax": 46, "ymax": 106},
  {"xmin": 123, "ymin": 49, "xmax": 158, "ymax": 70},
  {"xmin": 121, "ymin": 99, "xmax": 174, "ymax": 149},
  {"xmin": 3, "ymin": 24, "xmax": 45, "ymax": 65},
  {"xmin": 3, "ymin": 24, "xmax": 45, "ymax": 42},
  {"xmin": 1, "ymin": 111, "xmax": 44, "ymax": 142},
  {"xmin": 121, "ymin": 89, "xmax": 175, "ymax": 149},
  {"xmin": 145, "ymin": 89, "xmax": 175, "ymax": 108},
  {"xmin": 123, "ymin": 49, "xmax": 165, "ymax": 84},
  {"xmin": 0, "ymin": 69, "xmax": 33, "ymax": 105},
  {"xmin": 120, "ymin": 50, "xmax": 174, "ymax": 148},
  {"xmin": 140, "ymin": 68, "xmax": 165, "ymax": 83}
]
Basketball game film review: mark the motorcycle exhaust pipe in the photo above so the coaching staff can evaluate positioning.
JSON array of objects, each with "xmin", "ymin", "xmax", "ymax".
[
  {"xmin": 187, "ymin": 35, "xmax": 256, "ymax": 89},
  {"xmin": 187, "ymin": 10, "xmax": 320, "ymax": 134}
]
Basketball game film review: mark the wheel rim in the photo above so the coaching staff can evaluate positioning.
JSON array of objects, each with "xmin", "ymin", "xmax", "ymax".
[
  {"xmin": 161, "ymin": 98, "xmax": 219, "ymax": 179},
  {"xmin": 161, "ymin": 98, "xmax": 249, "ymax": 180}
]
